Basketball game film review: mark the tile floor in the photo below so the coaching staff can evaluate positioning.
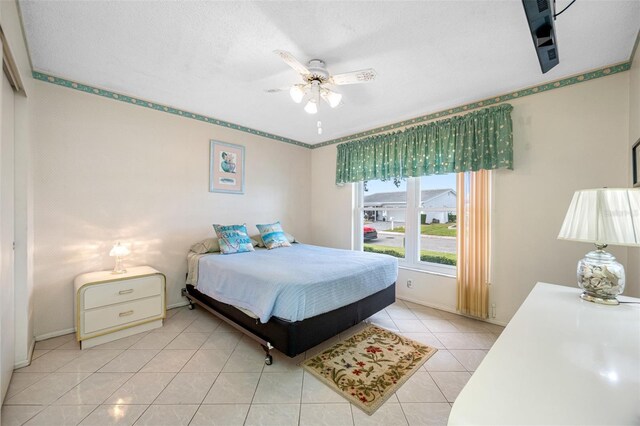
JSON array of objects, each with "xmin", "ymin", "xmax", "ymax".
[{"xmin": 1, "ymin": 300, "xmax": 504, "ymax": 426}]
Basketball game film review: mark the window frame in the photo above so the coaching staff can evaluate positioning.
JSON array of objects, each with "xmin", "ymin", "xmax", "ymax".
[{"xmin": 354, "ymin": 176, "xmax": 457, "ymax": 277}]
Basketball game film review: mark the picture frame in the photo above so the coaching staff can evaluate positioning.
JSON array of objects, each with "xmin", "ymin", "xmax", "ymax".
[
  {"xmin": 209, "ymin": 140, "xmax": 245, "ymax": 194},
  {"xmin": 634, "ymin": 139, "xmax": 640, "ymax": 188}
]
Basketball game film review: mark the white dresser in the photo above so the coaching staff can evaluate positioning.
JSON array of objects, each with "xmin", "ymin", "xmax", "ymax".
[
  {"xmin": 449, "ymin": 282, "xmax": 640, "ymax": 425},
  {"xmin": 74, "ymin": 266, "xmax": 166, "ymax": 349}
]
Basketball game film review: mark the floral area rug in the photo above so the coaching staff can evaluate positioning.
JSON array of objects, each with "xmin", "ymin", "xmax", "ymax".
[{"xmin": 302, "ymin": 324, "xmax": 437, "ymax": 415}]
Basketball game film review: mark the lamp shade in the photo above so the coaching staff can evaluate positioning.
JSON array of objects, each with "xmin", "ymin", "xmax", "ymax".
[
  {"xmin": 109, "ymin": 242, "xmax": 130, "ymax": 257},
  {"xmin": 558, "ymin": 188, "xmax": 640, "ymax": 247}
]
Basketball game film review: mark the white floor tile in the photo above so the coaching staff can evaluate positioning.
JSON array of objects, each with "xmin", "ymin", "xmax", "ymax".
[
  {"xmin": 6, "ymin": 373, "xmax": 50, "ymax": 399},
  {"xmin": 190, "ymin": 404, "xmax": 250, "ymax": 426},
  {"xmin": 180, "ymin": 350, "xmax": 231, "ymax": 373},
  {"xmin": 421, "ymin": 320, "xmax": 459, "ymax": 333},
  {"xmin": 0, "ymin": 405, "xmax": 45, "ymax": 426},
  {"xmin": 89, "ymin": 334, "xmax": 146, "ymax": 351},
  {"xmin": 79, "ymin": 404, "xmax": 147, "ymax": 425},
  {"xmin": 222, "ymin": 346, "xmax": 267, "ymax": 373},
  {"xmin": 17, "ymin": 350, "xmax": 83, "ymax": 373},
  {"xmin": 57, "ymin": 350, "xmax": 123, "ymax": 373},
  {"xmin": 429, "ymin": 371, "xmax": 471, "ymax": 402},
  {"xmin": 252, "ymin": 372, "xmax": 303, "ymax": 404},
  {"xmin": 299, "ymin": 403, "xmax": 353, "ymax": 426},
  {"xmin": 129, "ymin": 333, "xmax": 178, "ymax": 350},
  {"xmin": 2, "ymin": 302, "xmax": 502, "ymax": 426},
  {"xmin": 393, "ymin": 320, "xmax": 430, "ymax": 333},
  {"xmin": 449, "ymin": 350, "xmax": 488, "ymax": 371},
  {"xmin": 203, "ymin": 372, "xmax": 260, "ymax": 404},
  {"xmin": 55, "ymin": 372, "xmax": 133, "ymax": 405},
  {"xmin": 24, "ymin": 404, "xmax": 96, "ymax": 425},
  {"xmin": 5, "ymin": 372, "xmax": 91, "ymax": 405},
  {"xmin": 139, "ymin": 349, "xmax": 195, "ymax": 373},
  {"xmin": 423, "ymin": 350, "xmax": 466, "ymax": 372},
  {"xmin": 164, "ymin": 332, "xmax": 210, "ymax": 350},
  {"xmin": 105, "ymin": 372, "xmax": 175, "ymax": 405},
  {"xmin": 133, "ymin": 404, "xmax": 198, "ymax": 426},
  {"xmin": 352, "ymin": 401, "xmax": 408, "ymax": 426},
  {"xmin": 98, "ymin": 350, "xmax": 159, "ymax": 373},
  {"xmin": 245, "ymin": 403, "xmax": 300, "ymax": 426},
  {"xmin": 200, "ymin": 331, "xmax": 242, "ymax": 351},
  {"xmin": 395, "ymin": 372, "xmax": 446, "ymax": 403},
  {"xmin": 301, "ymin": 371, "xmax": 345, "ymax": 404},
  {"xmin": 34, "ymin": 334, "xmax": 75, "ymax": 350},
  {"xmin": 401, "ymin": 402, "xmax": 451, "ymax": 426},
  {"xmin": 154, "ymin": 372, "xmax": 217, "ymax": 405}
]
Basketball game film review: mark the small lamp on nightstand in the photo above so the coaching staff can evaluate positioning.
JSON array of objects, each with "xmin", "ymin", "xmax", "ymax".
[
  {"xmin": 558, "ymin": 188, "xmax": 640, "ymax": 305},
  {"xmin": 109, "ymin": 242, "xmax": 130, "ymax": 274}
]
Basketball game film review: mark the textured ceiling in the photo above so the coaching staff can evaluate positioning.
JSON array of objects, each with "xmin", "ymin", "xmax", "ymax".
[{"xmin": 19, "ymin": 1, "xmax": 640, "ymax": 145}]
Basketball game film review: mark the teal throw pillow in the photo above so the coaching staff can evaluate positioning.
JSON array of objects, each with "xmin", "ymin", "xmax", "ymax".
[
  {"xmin": 256, "ymin": 221, "xmax": 291, "ymax": 250},
  {"xmin": 213, "ymin": 224, "xmax": 255, "ymax": 254}
]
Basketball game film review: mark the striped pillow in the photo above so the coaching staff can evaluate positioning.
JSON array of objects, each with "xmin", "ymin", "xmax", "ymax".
[
  {"xmin": 256, "ymin": 221, "xmax": 291, "ymax": 250},
  {"xmin": 213, "ymin": 224, "xmax": 255, "ymax": 255}
]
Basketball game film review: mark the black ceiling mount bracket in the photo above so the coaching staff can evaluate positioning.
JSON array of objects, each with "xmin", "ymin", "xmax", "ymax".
[{"xmin": 522, "ymin": 0, "xmax": 560, "ymax": 73}]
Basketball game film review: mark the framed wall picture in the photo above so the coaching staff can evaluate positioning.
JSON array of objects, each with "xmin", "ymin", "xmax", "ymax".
[
  {"xmin": 634, "ymin": 139, "xmax": 640, "ymax": 188},
  {"xmin": 210, "ymin": 140, "xmax": 245, "ymax": 194}
]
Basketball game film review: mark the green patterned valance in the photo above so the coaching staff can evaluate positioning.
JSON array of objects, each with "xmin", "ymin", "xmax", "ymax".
[{"xmin": 335, "ymin": 104, "xmax": 513, "ymax": 184}]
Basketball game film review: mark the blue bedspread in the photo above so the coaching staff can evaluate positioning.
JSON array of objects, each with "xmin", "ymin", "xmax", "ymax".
[{"xmin": 196, "ymin": 243, "xmax": 398, "ymax": 323}]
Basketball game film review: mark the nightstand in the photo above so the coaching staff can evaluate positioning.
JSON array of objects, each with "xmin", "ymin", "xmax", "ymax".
[{"xmin": 74, "ymin": 266, "xmax": 166, "ymax": 349}]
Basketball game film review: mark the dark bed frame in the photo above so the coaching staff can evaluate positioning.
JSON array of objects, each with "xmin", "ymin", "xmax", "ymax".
[{"xmin": 181, "ymin": 283, "xmax": 396, "ymax": 365}]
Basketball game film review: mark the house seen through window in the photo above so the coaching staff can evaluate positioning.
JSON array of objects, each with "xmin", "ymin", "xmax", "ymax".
[{"xmin": 359, "ymin": 174, "xmax": 457, "ymax": 274}]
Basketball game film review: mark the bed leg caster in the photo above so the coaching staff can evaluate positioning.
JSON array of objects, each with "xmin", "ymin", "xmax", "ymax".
[
  {"xmin": 262, "ymin": 343, "xmax": 274, "ymax": 365},
  {"xmin": 187, "ymin": 302, "xmax": 195, "ymax": 310}
]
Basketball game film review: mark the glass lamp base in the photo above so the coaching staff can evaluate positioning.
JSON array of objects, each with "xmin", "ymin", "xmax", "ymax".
[
  {"xmin": 580, "ymin": 292, "xmax": 620, "ymax": 305},
  {"xmin": 112, "ymin": 257, "xmax": 127, "ymax": 274}
]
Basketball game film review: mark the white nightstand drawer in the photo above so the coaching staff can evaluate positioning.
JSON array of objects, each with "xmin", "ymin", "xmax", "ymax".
[
  {"xmin": 84, "ymin": 275, "xmax": 162, "ymax": 309},
  {"xmin": 84, "ymin": 296, "xmax": 163, "ymax": 334}
]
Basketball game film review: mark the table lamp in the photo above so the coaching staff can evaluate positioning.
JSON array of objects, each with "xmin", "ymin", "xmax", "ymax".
[
  {"xmin": 558, "ymin": 188, "xmax": 640, "ymax": 305},
  {"xmin": 109, "ymin": 242, "xmax": 130, "ymax": 274}
]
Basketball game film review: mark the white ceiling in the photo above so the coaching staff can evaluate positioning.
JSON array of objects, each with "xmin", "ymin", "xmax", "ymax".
[{"xmin": 19, "ymin": 0, "xmax": 640, "ymax": 145}]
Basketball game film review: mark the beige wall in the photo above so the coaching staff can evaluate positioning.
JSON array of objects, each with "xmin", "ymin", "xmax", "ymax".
[
  {"xmin": 627, "ymin": 43, "xmax": 640, "ymax": 297},
  {"xmin": 31, "ymin": 81, "xmax": 311, "ymax": 337},
  {"xmin": 310, "ymin": 73, "xmax": 631, "ymax": 325}
]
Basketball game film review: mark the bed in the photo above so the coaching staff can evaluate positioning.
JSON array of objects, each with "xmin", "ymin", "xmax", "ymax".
[{"xmin": 182, "ymin": 243, "xmax": 397, "ymax": 364}]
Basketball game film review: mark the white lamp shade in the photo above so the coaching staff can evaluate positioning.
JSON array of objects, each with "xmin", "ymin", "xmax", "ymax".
[
  {"xmin": 304, "ymin": 100, "xmax": 318, "ymax": 114},
  {"xmin": 321, "ymin": 89, "xmax": 343, "ymax": 108},
  {"xmin": 558, "ymin": 188, "xmax": 640, "ymax": 247},
  {"xmin": 289, "ymin": 85, "xmax": 305, "ymax": 103},
  {"xmin": 109, "ymin": 242, "xmax": 130, "ymax": 257}
]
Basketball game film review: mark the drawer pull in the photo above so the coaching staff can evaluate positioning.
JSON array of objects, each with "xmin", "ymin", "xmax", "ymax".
[
  {"xmin": 119, "ymin": 310, "xmax": 134, "ymax": 317},
  {"xmin": 119, "ymin": 289, "xmax": 134, "ymax": 295}
]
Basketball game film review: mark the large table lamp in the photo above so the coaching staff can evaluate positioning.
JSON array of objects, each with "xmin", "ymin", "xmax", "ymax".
[{"xmin": 558, "ymin": 188, "xmax": 640, "ymax": 304}]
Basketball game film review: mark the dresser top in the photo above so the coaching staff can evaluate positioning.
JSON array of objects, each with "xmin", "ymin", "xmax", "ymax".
[
  {"xmin": 74, "ymin": 266, "xmax": 162, "ymax": 290},
  {"xmin": 449, "ymin": 282, "xmax": 640, "ymax": 425}
]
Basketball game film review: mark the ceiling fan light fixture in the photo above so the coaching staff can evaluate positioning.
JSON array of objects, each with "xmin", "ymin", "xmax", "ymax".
[
  {"xmin": 290, "ymin": 84, "xmax": 306, "ymax": 103},
  {"xmin": 304, "ymin": 99, "xmax": 318, "ymax": 114},
  {"xmin": 322, "ymin": 89, "xmax": 343, "ymax": 108}
]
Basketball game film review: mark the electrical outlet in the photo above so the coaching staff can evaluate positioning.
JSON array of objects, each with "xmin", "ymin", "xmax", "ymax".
[
  {"xmin": 407, "ymin": 279, "xmax": 413, "ymax": 288},
  {"xmin": 491, "ymin": 303, "xmax": 496, "ymax": 318}
]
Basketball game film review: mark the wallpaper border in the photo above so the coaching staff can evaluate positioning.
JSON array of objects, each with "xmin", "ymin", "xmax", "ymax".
[
  {"xmin": 312, "ymin": 61, "xmax": 632, "ymax": 149},
  {"xmin": 32, "ymin": 71, "xmax": 312, "ymax": 149},
  {"xmin": 33, "ymin": 60, "xmax": 631, "ymax": 151}
]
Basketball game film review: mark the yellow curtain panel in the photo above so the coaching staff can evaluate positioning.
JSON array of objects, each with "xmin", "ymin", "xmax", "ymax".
[{"xmin": 456, "ymin": 170, "xmax": 491, "ymax": 318}]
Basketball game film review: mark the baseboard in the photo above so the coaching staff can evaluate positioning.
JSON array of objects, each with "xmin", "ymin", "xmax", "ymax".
[
  {"xmin": 13, "ymin": 339, "xmax": 36, "ymax": 369},
  {"xmin": 35, "ymin": 327, "xmax": 76, "ymax": 342},
  {"xmin": 167, "ymin": 301, "xmax": 190, "ymax": 310},
  {"xmin": 396, "ymin": 295, "xmax": 509, "ymax": 327}
]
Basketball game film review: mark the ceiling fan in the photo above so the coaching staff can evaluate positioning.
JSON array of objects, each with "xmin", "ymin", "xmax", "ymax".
[{"xmin": 270, "ymin": 50, "xmax": 377, "ymax": 114}]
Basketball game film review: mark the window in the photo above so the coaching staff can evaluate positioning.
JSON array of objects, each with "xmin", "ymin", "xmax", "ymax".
[{"xmin": 355, "ymin": 174, "xmax": 458, "ymax": 275}]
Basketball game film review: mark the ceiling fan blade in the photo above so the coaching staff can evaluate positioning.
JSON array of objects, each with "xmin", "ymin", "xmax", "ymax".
[
  {"xmin": 330, "ymin": 68, "xmax": 377, "ymax": 85},
  {"xmin": 273, "ymin": 50, "xmax": 311, "ymax": 77}
]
